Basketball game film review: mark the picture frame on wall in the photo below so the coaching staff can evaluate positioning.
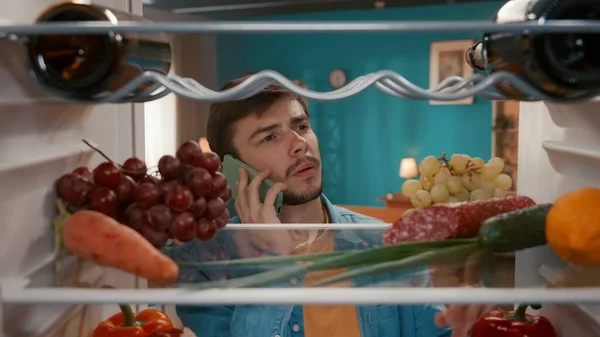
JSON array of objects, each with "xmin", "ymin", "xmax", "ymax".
[{"xmin": 429, "ymin": 39, "xmax": 474, "ymax": 106}]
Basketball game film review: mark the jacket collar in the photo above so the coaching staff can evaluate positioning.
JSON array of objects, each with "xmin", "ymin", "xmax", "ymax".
[
  {"xmin": 227, "ymin": 194, "xmax": 341, "ymax": 224},
  {"xmin": 319, "ymin": 194, "xmax": 342, "ymax": 224}
]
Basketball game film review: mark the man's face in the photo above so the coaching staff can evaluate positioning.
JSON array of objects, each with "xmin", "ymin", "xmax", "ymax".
[{"xmin": 231, "ymin": 98, "xmax": 322, "ymax": 205}]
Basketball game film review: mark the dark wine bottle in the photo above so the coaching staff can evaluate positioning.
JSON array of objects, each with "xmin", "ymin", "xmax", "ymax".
[
  {"xmin": 26, "ymin": 1, "xmax": 172, "ymax": 100},
  {"xmin": 466, "ymin": 0, "xmax": 600, "ymax": 101}
]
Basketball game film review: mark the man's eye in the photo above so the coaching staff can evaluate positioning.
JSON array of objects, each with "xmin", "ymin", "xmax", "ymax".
[
  {"xmin": 296, "ymin": 124, "xmax": 309, "ymax": 131},
  {"xmin": 261, "ymin": 135, "xmax": 276, "ymax": 143}
]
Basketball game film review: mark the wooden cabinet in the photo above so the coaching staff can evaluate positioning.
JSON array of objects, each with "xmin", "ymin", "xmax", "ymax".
[
  {"xmin": 377, "ymin": 193, "xmax": 413, "ymax": 210},
  {"xmin": 338, "ymin": 193, "xmax": 413, "ymax": 223}
]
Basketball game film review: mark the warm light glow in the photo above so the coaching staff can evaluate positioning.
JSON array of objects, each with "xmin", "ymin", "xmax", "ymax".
[
  {"xmin": 399, "ymin": 157, "xmax": 418, "ymax": 179},
  {"xmin": 199, "ymin": 137, "xmax": 211, "ymax": 152}
]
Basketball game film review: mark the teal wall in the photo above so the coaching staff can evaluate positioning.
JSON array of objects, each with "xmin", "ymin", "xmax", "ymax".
[{"xmin": 216, "ymin": 2, "xmax": 504, "ymax": 207}]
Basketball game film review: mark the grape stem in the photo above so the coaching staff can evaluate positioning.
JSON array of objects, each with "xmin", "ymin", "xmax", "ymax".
[
  {"xmin": 82, "ymin": 139, "xmax": 118, "ymax": 165},
  {"xmin": 438, "ymin": 152, "xmax": 456, "ymax": 174},
  {"xmin": 437, "ymin": 152, "xmax": 482, "ymax": 176},
  {"xmin": 438, "ymin": 152, "xmax": 450, "ymax": 166},
  {"xmin": 81, "ymin": 139, "xmax": 148, "ymax": 176}
]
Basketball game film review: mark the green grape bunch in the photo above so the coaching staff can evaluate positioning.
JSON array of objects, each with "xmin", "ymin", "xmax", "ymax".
[{"xmin": 401, "ymin": 153, "xmax": 513, "ymax": 210}]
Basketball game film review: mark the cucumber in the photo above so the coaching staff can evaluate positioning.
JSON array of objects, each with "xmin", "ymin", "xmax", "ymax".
[{"xmin": 479, "ymin": 203, "xmax": 552, "ymax": 253}]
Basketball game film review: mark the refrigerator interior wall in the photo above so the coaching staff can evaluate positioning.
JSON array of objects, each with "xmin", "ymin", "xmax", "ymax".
[
  {"xmin": 517, "ymin": 100, "xmax": 600, "ymax": 337},
  {"xmin": 0, "ymin": 0, "xmax": 147, "ymax": 336}
]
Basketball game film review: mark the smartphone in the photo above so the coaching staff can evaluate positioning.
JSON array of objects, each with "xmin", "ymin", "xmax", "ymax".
[{"xmin": 221, "ymin": 154, "xmax": 283, "ymax": 215}]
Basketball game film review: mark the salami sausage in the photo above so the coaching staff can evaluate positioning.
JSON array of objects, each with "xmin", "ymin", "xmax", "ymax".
[{"xmin": 382, "ymin": 195, "xmax": 536, "ymax": 246}]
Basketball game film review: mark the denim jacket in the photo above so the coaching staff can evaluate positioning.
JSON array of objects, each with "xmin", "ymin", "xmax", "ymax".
[{"xmin": 163, "ymin": 195, "xmax": 452, "ymax": 337}]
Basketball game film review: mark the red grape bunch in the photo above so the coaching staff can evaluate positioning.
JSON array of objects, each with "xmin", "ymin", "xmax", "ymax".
[{"xmin": 55, "ymin": 140, "xmax": 232, "ymax": 249}]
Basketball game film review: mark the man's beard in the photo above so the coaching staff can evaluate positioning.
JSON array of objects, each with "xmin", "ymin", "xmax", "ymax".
[
  {"xmin": 282, "ymin": 184, "xmax": 323, "ymax": 205},
  {"xmin": 282, "ymin": 157, "xmax": 323, "ymax": 205},
  {"xmin": 282, "ymin": 168, "xmax": 324, "ymax": 205}
]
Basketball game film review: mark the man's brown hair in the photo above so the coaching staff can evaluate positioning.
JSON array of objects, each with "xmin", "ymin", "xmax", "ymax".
[{"xmin": 206, "ymin": 75, "xmax": 309, "ymax": 160}]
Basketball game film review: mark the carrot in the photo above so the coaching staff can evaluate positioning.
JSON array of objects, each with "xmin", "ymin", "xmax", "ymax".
[{"xmin": 57, "ymin": 201, "xmax": 179, "ymax": 284}]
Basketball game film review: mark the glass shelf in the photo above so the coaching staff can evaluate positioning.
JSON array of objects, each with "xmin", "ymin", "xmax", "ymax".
[{"xmin": 3, "ymin": 224, "xmax": 600, "ymax": 306}]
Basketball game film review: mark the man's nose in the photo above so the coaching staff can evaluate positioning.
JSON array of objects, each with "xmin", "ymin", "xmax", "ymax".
[{"xmin": 288, "ymin": 131, "xmax": 308, "ymax": 157}]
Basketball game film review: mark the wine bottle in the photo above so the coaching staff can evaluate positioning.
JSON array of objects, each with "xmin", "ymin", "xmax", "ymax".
[
  {"xmin": 466, "ymin": 0, "xmax": 600, "ymax": 101},
  {"xmin": 26, "ymin": 1, "xmax": 172, "ymax": 101}
]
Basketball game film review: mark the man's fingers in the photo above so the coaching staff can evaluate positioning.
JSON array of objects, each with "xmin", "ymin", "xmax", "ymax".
[
  {"xmin": 263, "ymin": 182, "xmax": 287, "ymax": 207},
  {"xmin": 444, "ymin": 305, "xmax": 467, "ymax": 326},
  {"xmin": 441, "ymin": 303, "xmax": 496, "ymax": 337},
  {"xmin": 434, "ymin": 311, "xmax": 447, "ymax": 327},
  {"xmin": 436, "ymin": 308, "xmax": 470, "ymax": 337},
  {"xmin": 464, "ymin": 304, "xmax": 484, "ymax": 326},
  {"xmin": 234, "ymin": 196, "xmax": 245, "ymax": 222},
  {"xmin": 451, "ymin": 328, "xmax": 469, "ymax": 337},
  {"xmin": 247, "ymin": 169, "xmax": 270, "ymax": 209},
  {"xmin": 236, "ymin": 169, "xmax": 250, "ymax": 215},
  {"xmin": 429, "ymin": 263, "xmax": 462, "ymax": 287},
  {"xmin": 445, "ymin": 305, "xmax": 469, "ymax": 337},
  {"xmin": 460, "ymin": 304, "xmax": 496, "ymax": 337},
  {"xmin": 463, "ymin": 251, "xmax": 483, "ymax": 285}
]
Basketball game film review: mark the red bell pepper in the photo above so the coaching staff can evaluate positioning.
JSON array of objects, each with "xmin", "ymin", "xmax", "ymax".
[
  {"xmin": 470, "ymin": 304, "xmax": 558, "ymax": 337},
  {"xmin": 92, "ymin": 304, "xmax": 183, "ymax": 337}
]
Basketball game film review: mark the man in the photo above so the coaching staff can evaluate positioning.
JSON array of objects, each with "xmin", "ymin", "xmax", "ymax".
[{"xmin": 164, "ymin": 75, "xmax": 493, "ymax": 337}]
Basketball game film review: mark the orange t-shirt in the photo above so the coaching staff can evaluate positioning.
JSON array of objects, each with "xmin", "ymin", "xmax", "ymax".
[{"xmin": 291, "ymin": 230, "xmax": 362, "ymax": 337}]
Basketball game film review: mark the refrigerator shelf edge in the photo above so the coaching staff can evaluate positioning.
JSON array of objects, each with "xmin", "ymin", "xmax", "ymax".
[
  {"xmin": 2, "ymin": 20, "xmax": 600, "ymax": 35},
  {"xmin": 3, "ymin": 285, "xmax": 600, "ymax": 305},
  {"xmin": 543, "ymin": 140, "xmax": 600, "ymax": 181}
]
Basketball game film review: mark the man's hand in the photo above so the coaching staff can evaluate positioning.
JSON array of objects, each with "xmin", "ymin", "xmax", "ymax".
[
  {"xmin": 429, "ymin": 252, "xmax": 498, "ymax": 337},
  {"xmin": 233, "ymin": 168, "xmax": 292, "ymax": 257},
  {"xmin": 234, "ymin": 168, "xmax": 287, "ymax": 224},
  {"xmin": 434, "ymin": 303, "xmax": 497, "ymax": 337}
]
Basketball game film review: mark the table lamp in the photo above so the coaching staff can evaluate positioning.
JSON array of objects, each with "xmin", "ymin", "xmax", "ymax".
[
  {"xmin": 399, "ymin": 157, "xmax": 418, "ymax": 179},
  {"xmin": 199, "ymin": 137, "xmax": 212, "ymax": 153}
]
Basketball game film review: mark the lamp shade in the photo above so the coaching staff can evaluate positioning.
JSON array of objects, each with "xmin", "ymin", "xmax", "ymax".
[
  {"xmin": 199, "ymin": 137, "xmax": 212, "ymax": 153},
  {"xmin": 399, "ymin": 157, "xmax": 418, "ymax": 179}
]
